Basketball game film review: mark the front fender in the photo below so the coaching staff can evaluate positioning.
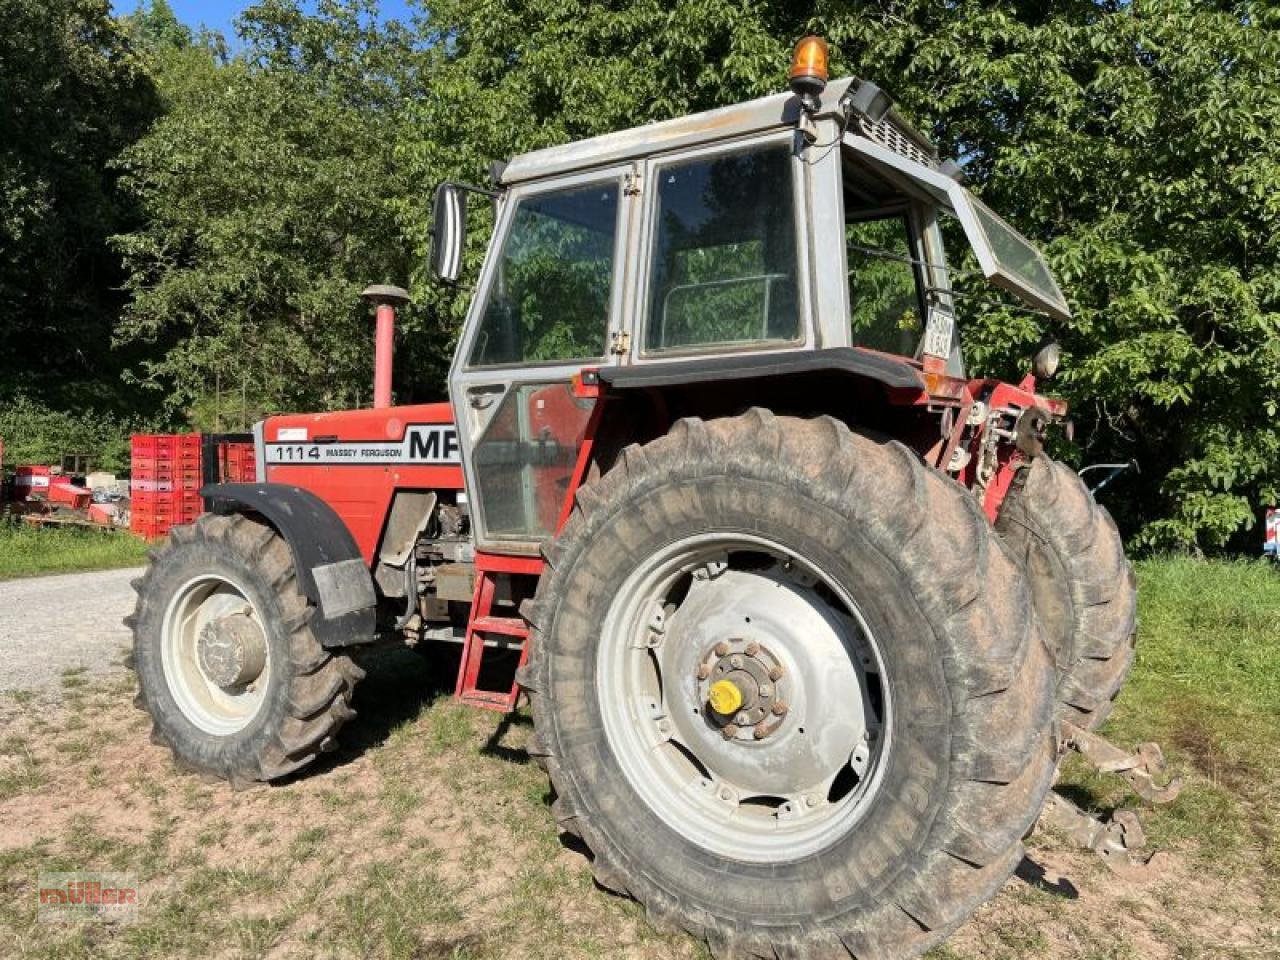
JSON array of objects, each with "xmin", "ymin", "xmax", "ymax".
[{"xmin": 200, "ymin": 482, "xmax": 376, "ymax": 648}]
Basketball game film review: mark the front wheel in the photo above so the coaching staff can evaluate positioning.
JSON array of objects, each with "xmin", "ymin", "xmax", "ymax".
[
  {"xmin": 128, "ymin": 513, "xmax": 363, "ymax": 784},
  {"xmin": 522, "ymin": 411, "xmax": 1057, "ymax": 959}
]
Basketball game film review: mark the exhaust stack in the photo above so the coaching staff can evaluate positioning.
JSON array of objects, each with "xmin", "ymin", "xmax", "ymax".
[{"xmin": 361, "ymin": 285, "xmax": 409, "ymax": 409}]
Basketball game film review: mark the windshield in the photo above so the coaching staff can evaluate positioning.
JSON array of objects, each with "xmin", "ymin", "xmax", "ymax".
[{"xmin": 964, "ymin": 195, "xmax": 1065, "ymax": 315}]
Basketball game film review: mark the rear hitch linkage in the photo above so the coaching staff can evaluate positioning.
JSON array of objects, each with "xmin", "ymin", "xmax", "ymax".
[{"xmin": 1043, "ymin": 721, "xmax": 1183, "ymax": 878}]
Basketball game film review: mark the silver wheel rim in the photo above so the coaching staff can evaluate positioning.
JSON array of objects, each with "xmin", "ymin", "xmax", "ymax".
[
  {"xmin": 161, "ymin": 574, "xmax": 272, "ymax": 736},
  {"xmin": 597, "ymin": 533, "xmax": 891, "ymax": 862}
]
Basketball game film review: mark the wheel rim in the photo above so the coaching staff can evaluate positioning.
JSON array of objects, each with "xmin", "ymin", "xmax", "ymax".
[
  {"xmin": 161, "ymin": 574, "xmax": 272, "ymax": 736},
  {"xmin": 597, "ymin": 533, "xmax": 891, "ymax": 862}
]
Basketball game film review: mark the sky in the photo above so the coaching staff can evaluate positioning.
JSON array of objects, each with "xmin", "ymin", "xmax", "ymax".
[{"xmin": 115, "ymin": 1, "xmax": 417, "ymax": 42}]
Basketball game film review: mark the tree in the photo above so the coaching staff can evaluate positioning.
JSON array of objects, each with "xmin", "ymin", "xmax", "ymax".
[
  {"xmin": 823, "ymin": 1, "xmax": 1280, "ymax": 550},
  {"xmin": 122, "ymin": 0, "xmax": 193, "ymax": 54},
  {"xmin": 403, "ymin": 0, "xmax": 1280, "ymax": 550},
  {"xmin": 0, "ymin": 0, "xmax": 159, "ymax": 411},
  {"xmin": 113, "ymin": 0, "xmax": 432, "ymax": 423},
  {"xmin": 113, "ymin": 0, "xmax": 1280, "ymax": 549}
]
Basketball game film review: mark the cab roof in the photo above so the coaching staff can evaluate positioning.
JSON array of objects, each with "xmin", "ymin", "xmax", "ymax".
[{"xmin": 499, "ymin": 77, "xmax": 938, "ymax": 186}]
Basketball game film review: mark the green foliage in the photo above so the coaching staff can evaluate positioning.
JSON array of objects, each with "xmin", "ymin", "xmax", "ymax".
[
  {"xmin": 0, "ymin": 0, "xmax": 160, "ymax": 410},
  {"xmin": 823, "ymin": 2, "xmax": 1280, "ymax": 549},
  {"xmin": 0, "ymin": 396, "xmax": 140, "ymax": 472},
  {"xmin": 121, "ymin": 0, "xmax": 193, "ymax": 54},
  {"xmin": 113, "ymin": 1, "xmax": 438, "ymax": 416},
  {"xmin": 104, "ymin": 0, "xmax": 1280, "ymax": 549}
]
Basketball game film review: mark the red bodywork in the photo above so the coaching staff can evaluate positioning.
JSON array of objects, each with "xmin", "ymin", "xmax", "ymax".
[{"xmin": 264, "ymin": 404, "xmax": 463, "ymax": 563}]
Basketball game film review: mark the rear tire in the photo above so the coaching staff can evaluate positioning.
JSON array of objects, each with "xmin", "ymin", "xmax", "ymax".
[
  {"xmin": 127, "ymin": 513, "xmax": 363, "ymax": 784},
  {"xmin": 522, "ymin": 410, "xmax": 1057, "ymax": 959},
  {"xmin": 995, "ymin": 457, "xmax": 1137, "ymax": 729}
]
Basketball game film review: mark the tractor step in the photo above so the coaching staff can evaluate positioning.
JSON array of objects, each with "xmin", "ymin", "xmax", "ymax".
[
  {"xmin": 454, "ymin": 556, "xmax": 540, "ymax": 713},
  {"xmin": 470, "ymin": 615, "xmax": 528, "ymax": 638}
]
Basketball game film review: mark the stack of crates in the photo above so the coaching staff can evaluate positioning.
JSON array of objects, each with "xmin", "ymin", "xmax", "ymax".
[
  {"xmin": 130, "ymin": 434, "xmax": 203, "ymax": 540},
  {"xmin": 220, "ymin": 442, "xmax": 257, "ymax": 483}
]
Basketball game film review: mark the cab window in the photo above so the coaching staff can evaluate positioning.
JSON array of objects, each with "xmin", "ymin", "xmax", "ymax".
[
  {"xmin": 469, "ymin": 180, "xmax": 620, "ymax": 367},
  {"xmin": 645, "ymin": 143, "xmax": 801, "ymax": 352},
  {"xmin": 846, "ymin": 214, "xmax": 925, "ymax": 356}
]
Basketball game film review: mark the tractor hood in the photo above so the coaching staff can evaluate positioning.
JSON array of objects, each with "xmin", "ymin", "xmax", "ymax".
[{"xmin": 844, "ymin": 134, "xmax": 1071, "ymax": 321}]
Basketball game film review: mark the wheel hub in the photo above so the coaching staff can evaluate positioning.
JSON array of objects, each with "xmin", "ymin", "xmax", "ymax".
[
  {"xmin": 700, "ymin": 639, "xmax": 788, "ymax": 740},
  {"xmin": 196, "ymin": 612, "xmax": 267, "ymax": 689},
  {"xmin": 161, "ymin": 576, "xmax": 273, "ymax": 736},
  {"xmin": 659, "ymin": 564, "xmax": 872, "ymax": 800}
]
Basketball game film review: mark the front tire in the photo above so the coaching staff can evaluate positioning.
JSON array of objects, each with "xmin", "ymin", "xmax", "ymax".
[
  {"xmin": 522, "ymin": 411, "xmax": 1057, "ymax": 959},
  {"xmin": 128, "ymin": 513, "xmax": 363, "ymax": 784}
]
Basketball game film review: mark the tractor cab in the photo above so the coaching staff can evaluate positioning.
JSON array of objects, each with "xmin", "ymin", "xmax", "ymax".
[{"xmin": 434, "ymin": 44, "xmax": 1070, "ymax": 554}]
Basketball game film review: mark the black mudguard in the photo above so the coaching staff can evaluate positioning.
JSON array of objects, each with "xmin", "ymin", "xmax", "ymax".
[{"xmin": 200, "ymin": 482, "xmax": 376, "ymax": 648}]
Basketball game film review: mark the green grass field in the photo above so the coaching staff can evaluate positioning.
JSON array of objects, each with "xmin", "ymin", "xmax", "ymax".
[
  {"xmin": 1055, "ymin": 556, "xmax": 1280, "ymax": 899},
  {"xmin": 0, "ymin": 522, "xmax": 150, "ymax": 580},
  {"xmin": 0, "ymin": 557, "xmax": 1276, "ymax": 959}
]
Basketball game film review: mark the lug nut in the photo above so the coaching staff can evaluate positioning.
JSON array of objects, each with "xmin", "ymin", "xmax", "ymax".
[
  {"xmin": 714, "ymin": 641, "xmax": 731, "ymax": 657},
  {"xmin": 769, "ymin": 666, "xmax": 784, "ymax": 681},
  {"xmin": 772, "ymin": 701, "xmax": 789, "ymax": 717},
  {"xmin": 744, "ymin": 641, "xmax": 760, "ymax": 657},
  {"xmin": 753, "ymin": 726, "xmax": 770, "ymax": 740},
  {"xmin": 722, "ymin": 724, "xmax": 740, "ymax": 740},
  {"xmin": 696, "ymin": 664, "xmax": 711, "ymax": 680}
]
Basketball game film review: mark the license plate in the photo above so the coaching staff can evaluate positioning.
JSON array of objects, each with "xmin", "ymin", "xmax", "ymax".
[{"xmin": 924, "ymin": 306, "xmax": 955, "ymax": 359}]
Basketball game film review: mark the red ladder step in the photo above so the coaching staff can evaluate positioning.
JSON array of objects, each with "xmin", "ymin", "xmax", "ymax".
[
  {"xmin": 470, "ymin": 615, "xmax": 528, "ymax": 638},
  {"xmin": 455, "ymin": 569, "xmax": 529, "ymax": 712}
]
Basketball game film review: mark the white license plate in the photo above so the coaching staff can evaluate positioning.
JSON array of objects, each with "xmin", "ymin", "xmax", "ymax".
[{"xmin": 924, "ymin": 306, "xmax": 955, "ymax": 359}]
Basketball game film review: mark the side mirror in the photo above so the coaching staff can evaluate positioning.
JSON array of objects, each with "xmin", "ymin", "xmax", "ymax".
[{"xmin": 430, "ymin": 183, "xmax": 468, "ymax": 284}]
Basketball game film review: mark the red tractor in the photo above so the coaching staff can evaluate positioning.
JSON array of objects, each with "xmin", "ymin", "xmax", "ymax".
[{"xmin": 130, "ymin": 38, "xmax": 1161, "ymax": 959}]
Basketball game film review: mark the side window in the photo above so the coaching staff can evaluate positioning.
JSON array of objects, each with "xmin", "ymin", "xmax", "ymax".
[
  {"xmin": 645, "ymin": 144, "xmax": 801, "ymax": 352},
  {"xmin": 469, "ymin": 181, "xmax": 620, "ymax": 367},
  {"xmin": 846, "ymin": 216, "xmax": 925, "ymax": 356}
]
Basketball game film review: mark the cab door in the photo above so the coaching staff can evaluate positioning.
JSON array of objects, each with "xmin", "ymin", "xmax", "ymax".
[{"xmin": 448, "ymin": 165, "xmax": 635, "ymax": 555}]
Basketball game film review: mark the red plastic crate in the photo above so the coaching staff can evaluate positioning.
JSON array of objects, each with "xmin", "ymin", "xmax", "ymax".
[
  {"xmin": 131, "ymin": 518, "xmax": 169, "ymax": 541},
  {"xmin": 88, "ymin": 502, "xmax": 117, "ymax": 526}
]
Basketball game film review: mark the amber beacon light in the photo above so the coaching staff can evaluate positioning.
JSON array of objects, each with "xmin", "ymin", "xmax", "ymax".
[{"xmin": 788, "ymin": 35, "xmax": 829, "ymax": 111}]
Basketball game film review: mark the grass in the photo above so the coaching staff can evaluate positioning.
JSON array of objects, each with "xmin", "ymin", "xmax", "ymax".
[
  {"xmin": 0, "ymin": 558, "xmax": 1276, "ymax": 960},
  {"xmin": 0, "ymin": 522, "xmax": 150, "ymax": 580},
  {"xmin": 1056, "ymin": 556, "xmax": 1280, "ymax": 900}
]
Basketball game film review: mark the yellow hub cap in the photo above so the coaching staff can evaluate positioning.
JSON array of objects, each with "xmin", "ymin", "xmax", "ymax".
[{"xmin": 707, "ymin": 679, "xmax": 744, "ymax": 716}]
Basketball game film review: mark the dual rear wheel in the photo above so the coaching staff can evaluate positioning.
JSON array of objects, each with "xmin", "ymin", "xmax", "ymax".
[{"xmin": 522, "ymin": 410, "xmax": 1059, "ymax": 959}]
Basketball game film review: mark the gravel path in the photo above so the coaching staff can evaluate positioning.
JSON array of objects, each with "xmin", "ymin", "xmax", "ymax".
[{"xmin": 0, "ymin": 567, "xmax": 144, "ymax": 695}]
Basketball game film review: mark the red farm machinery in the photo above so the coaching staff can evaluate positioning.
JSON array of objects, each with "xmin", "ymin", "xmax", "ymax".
[{"xmin": 128, "ymin": 38, "xmax": 1178, "ymax": 959}]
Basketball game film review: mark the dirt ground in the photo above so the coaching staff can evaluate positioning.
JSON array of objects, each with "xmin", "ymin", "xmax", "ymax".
[{"xmin": 1, "ymin": 642, "xmax": 1276, "ymax": 960}]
